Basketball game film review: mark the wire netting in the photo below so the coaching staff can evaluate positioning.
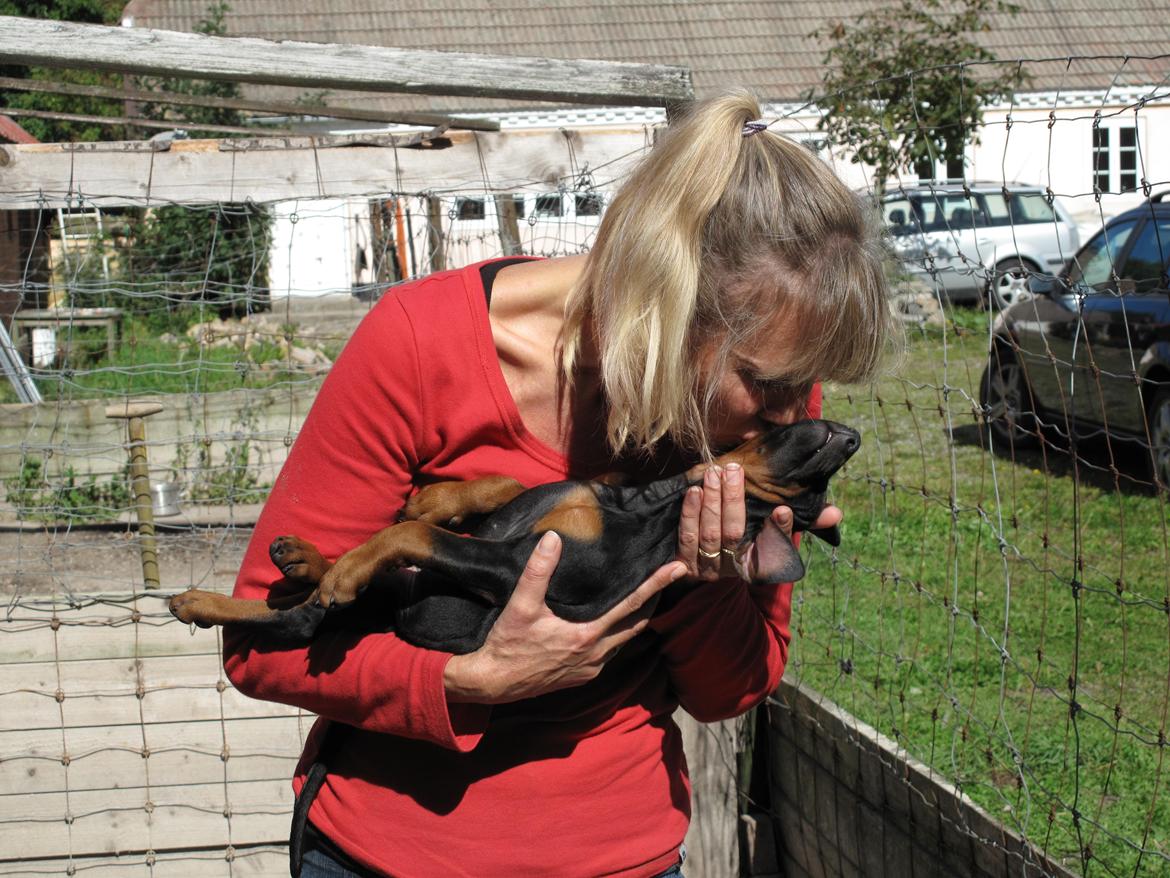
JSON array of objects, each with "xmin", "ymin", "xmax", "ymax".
[{"xmin": 0, "ymin": 56, "xmax": 1168, "ymax": 877}]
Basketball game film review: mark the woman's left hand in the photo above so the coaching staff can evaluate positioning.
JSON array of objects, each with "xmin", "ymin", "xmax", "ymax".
[{"xmin": 676, "ymin": 461, "xmax": 842, "ymax": 581}]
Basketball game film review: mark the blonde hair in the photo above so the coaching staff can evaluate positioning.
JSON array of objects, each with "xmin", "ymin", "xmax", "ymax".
[{"xmin": 561, "ymin": 89, "xmax": 899, "ymax": 459}]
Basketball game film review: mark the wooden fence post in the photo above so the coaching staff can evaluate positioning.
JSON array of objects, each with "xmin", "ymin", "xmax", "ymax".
[
  {"xmin": 494, "ymin": 194, "xmax": 524, "ymax": 256},
  {"xmin": 426, "ymin": 196, "xmax": 446, "ymax": 273}
]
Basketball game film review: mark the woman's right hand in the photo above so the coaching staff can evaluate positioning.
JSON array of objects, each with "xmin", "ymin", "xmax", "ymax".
[{"xmin": 443, "ymin": 531, "xmax": 686, "ymax": 704}]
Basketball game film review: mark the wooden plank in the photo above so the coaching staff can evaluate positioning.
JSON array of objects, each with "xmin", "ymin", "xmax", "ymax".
[
  {"xmin": 0, "ymin": 777, "xmax": 293, "ymax": 860},
  {"xmin": 0, "ymin": 652, "xmax": 305, "ymax": 732},
  {"xmin": 0, "ymin": 127, "xmax": 652, "ymax": 209},
  {"xmin": 0, "ymin": 74, "xmax": 501, "ymax": 131},
  {"xmin": 0, "ymin": 16, "xmax": 693, "ymax": 107},
  {"xmin": 677, "ymin": 710, "xmax": 743, "ymax": 878},
  {"xmin": 1, "ymin": 593, "xmax": 236, "ymax": 666},
  {"xmin": 0, "ymin": 714, "xmax": 308, "ymax": 795},
  {"xmin": 0, "ymin": 105, "xmax": 299, "ymax": 137},
  {"xmin": 9, "ymin": 846, "xmax": 289, "ymax": 877}
]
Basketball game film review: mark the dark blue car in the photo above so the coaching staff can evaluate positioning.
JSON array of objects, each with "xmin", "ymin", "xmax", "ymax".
[{"xmin": 980, "ymin": 194, "xmax": 1170, "ymax": 488}]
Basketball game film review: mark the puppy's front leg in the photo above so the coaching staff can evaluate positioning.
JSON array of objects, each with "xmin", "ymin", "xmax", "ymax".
[
  {"xmin": 402, "ymin": 476, "xmax": 525, "ymax": 526},
  {"xmin": 314, "ymin": 520, "xmax": 455, "ymax": 608}
]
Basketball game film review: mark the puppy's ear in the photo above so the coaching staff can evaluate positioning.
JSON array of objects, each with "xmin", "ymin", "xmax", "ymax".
[
  {"xmin": 743, "ymin": 521, "xmax": 805, "ymax": 584},
  {"xmin": 809, "ymin": 524, "xmax": 842, "ymax": 547}
]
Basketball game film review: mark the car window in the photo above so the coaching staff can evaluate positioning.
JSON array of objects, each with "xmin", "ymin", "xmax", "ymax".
[
  {"xmin": 1066, "ymin": 219, "xmax": 1138, "ymax": 287},
  {"xmin": 938, "ymin": 195, "xmax": 985, "ymax": 230},
  {"xmin": 883, "ymin": 197, "xmax": 916, "ymax": 235},
  {"xmin": 1009, "ymin": 193, "xmax": 1057, "ymax": 225},
  {"xmin": 910, "ymin": 196, "xmax": 944, "ymax": 231},
  {"xmin": 981, "ymin": 193, "xmax": 1012, "ymax": 226},
  {"xmin": 1121, "ymin": 216, "xmax": 1170, "ymax": 292}
]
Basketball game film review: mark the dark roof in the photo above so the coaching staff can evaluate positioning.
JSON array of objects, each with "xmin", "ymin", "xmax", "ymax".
[{"xmin": 120, "ymin": 0, "xmax": 1170, "ymax": 112}]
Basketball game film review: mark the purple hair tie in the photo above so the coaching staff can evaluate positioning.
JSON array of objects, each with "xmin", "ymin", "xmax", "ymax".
[{"xmin": 742, "ymin": 119, "xmax": 769, "ymax": 137}]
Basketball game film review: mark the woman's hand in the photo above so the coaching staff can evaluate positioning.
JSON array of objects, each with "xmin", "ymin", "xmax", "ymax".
[
  {"xmin": 676, "ymin": 462, "xmax": 842, "ymax": 580},
  {"xmin": 444, "ymin": 531, "xmax": 687, "ymax": 704}
]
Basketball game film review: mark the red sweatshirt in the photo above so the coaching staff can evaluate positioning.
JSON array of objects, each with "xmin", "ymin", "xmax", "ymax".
[{"xmin": 223, "ymin": 259, "xmax": 818, "ymax": 877}]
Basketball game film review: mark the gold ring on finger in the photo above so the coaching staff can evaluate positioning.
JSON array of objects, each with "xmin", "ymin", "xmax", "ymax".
[{"xmin": 697, "ymin": 546, "xmax": 721, "ymax": 559}]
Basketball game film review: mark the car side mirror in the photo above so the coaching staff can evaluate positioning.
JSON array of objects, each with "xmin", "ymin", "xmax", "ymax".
[{"xmin": 1026, "ymin": 274, "xmax": 1061, "ymax": 297}]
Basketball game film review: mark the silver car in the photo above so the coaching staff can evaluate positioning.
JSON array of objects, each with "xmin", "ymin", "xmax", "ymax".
[{"xmin": 882, "ymin": 183, "xmax": 1080, "ymax": 308}]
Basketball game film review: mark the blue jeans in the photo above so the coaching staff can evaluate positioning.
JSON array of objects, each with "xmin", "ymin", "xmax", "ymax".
[{"xmin": 300, "ymin": 844, "xmax": 686, "ymax": 877}]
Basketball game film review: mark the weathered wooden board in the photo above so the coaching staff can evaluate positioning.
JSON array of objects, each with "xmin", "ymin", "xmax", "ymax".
[
  {"xmin": 0, "ymin": 777, "xmax": 293, "ymax": 860},
  {"xmin": 678, "ymin": 711, "xmax": 742, "ymax": 878},
  {"xmin": 0, "ymin": 651, "xmax": 306, "ymax": 732},
  {"xmin": 0, "ymin": 73, "xmax": 500, "ymax": 131},
  {"xmin": 0, "ymin": 713, "xmax": 307, "ymax": 795},
  {"xmin": 0, "ymin": 128, "xmax": 653, "ymax": 209},
  {"xmin": 8, "ymin": 847, "xmax": 289, "ymax": 878},
  {"xmin": 0, "ymin": 16, "xmax": 691, "ymax": 106},
  {"xmin": 1, "ymin": 594, "xmax": 236, "ymax": 666}
]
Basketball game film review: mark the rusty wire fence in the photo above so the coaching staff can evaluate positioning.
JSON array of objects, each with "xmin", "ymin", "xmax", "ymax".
[{"xmin": 0, "ymin": 58, "xmax": 1168, "ymax": 878}]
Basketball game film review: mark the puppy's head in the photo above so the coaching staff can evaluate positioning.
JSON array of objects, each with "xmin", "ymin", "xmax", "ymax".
[{"xmin": 713, "ymin": 419, "xmax": 860, "ymax": 582}]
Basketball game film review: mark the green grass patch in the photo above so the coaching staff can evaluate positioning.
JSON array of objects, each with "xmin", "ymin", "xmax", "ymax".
[{"xmin": 792, "ymin": 308, "xmax": 1170, "ymax": 877}]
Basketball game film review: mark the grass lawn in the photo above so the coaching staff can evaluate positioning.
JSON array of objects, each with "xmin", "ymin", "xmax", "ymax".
[{"xmin": 794, "ymin": 308, "xmax": 1170, "ymax": 877}]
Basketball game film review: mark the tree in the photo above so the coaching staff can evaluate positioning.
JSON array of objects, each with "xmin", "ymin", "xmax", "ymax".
[
  {"xmin": 814, "ymin": 0, "xmax": 1026, "ymax": 194},
  {"xmin": 124, "ymin": 1, "xmax": 273, "ymax": 322},
  {"xmin": 133, "ymin": 1, "xmax": 246, "ymax": 132},
  {"xmin": 0, "ymin": 0, "xmax": 127, "ymax": 142}
]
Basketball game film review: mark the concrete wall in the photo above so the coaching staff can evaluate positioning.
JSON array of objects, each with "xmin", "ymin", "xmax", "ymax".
[{"xmin": 763, "ymin": 680, "xmax": 1078, "ymax": 878}]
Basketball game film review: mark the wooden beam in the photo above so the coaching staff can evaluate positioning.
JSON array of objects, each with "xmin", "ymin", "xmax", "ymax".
[
  {"xmin": 0, "ymin": 16, "xmax": 693, "ymax": 107},
  {"xmin": 0, "ymin": 128, "xmax": 652, "ymax": 208},
  {"xmin": 0, "ymin": 105, "xmax": 299, "ymax": 137},
  {"xmin": 0, "ymin": 74, "xmax": 500, "ymax": 132}
]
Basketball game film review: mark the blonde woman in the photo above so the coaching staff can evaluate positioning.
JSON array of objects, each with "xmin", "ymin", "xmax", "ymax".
[{"xmin": 224, "ymin": 90, "xmax": 896, "ymax": 878}]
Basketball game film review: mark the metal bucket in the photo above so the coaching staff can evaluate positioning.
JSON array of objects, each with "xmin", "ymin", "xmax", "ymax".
[{"xmin": 151, "ymin": 481, "xmax": 182, "ymax": 517}]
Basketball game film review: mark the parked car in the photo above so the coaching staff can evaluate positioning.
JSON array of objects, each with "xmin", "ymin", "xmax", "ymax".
[
  {"xmin": 882, "ymin": 182, "xmax": 1080, "ymax": 308},
  {"xmin": 979, "ymin": 193, "xmax": 1170, "ymax": 487}
]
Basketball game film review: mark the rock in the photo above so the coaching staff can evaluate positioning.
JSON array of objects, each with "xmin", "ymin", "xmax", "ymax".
[{"xmin": 891, "ymin": 280, "xmax": 945, "ymax": 327}]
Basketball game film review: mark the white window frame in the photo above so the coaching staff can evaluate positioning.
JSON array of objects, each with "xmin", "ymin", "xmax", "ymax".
[{"xmin": 1091, "ymin": 122, "xmax": 1141, "ymax": 194}]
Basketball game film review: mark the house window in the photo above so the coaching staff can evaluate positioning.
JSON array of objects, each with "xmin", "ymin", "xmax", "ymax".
[
  {"xmin": 1092, "ymin": 126, "xmax": 1138, "ymax": 193},
  {"xmin": 455, "ymin": 197, "xmax": 485, "ymax": 221},
  {"xmin": 575, "ymin": 193, "xmax": 603, "ymax": 217},
  {"xmin": 1119, "ymin": 127, "xmax": 1138, "ymax": 192},
  {"xmin": 512, "ymin": 195, "xmax": 526, "ymax": 219},
  {"xmin": 534, "ymin": 194, "xmax": 563, "ymax": 218},
  {"xmin": 913, "ymin": 156, "xmax": 965, "ymax": 183}
]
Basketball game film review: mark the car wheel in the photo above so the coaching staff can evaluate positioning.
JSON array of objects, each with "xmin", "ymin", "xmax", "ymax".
[
  {"xmin": 979, "ymin": 349, "xmax": 1040, "ymax": 448},
  {"xmin": 989, "ymin": 258, "xmax": 1035, "ymax": 311},
  {"xmin": 1149, "ymin": 388, "xmax": 1170, "ymax": 490}
]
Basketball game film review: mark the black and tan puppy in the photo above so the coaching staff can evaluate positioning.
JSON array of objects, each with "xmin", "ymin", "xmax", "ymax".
[{"xmin": 169, "ymin": 418, "xmax": 859, "ymax": 654}]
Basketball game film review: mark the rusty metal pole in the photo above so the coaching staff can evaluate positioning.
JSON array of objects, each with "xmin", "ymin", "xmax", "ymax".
[{"xmin": 105, "ymin": 400, "xmax": 164, "ymax": 590}]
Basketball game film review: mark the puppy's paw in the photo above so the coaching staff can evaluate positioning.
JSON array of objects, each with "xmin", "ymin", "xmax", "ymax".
[
  {"xmin": 314, "ymin": 548, "xmax": 380, "ymax": 608},
  {"xmin": 168, "ymin": 589, "xmax": 218, "ymax": 627},
  {"xmin": 402, "ymin": 483, "xmax": 466, "ymax": 526},
  {"xmin": 269, "ymin": 535, "xmax": 330, "ymax": 583}
]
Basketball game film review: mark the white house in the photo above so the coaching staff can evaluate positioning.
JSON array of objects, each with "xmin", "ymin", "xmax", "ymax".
[{"xmin": 121, "ymin": 0, "xmax": 1170, "ymax": 294}]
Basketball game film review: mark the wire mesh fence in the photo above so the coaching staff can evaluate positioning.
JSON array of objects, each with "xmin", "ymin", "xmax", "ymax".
[{"xmin": 0, "ymin": 56, "xmax": 1168, "ymax": 877}]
